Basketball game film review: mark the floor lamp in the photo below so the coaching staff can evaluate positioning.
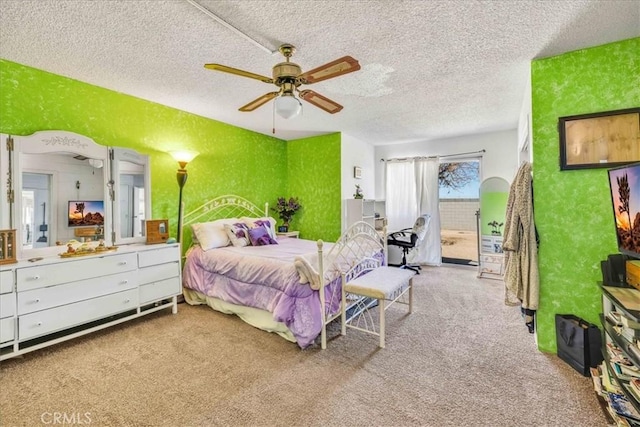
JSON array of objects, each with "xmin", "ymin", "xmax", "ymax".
[{"xmin": 169, "ymin": 151, "xmax": 198, "ymax": 243}]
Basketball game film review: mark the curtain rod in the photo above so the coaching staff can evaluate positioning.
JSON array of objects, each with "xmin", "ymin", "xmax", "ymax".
[{"xmin": 382, "ymin": 149, "xmax": 486, "ymax": 162}]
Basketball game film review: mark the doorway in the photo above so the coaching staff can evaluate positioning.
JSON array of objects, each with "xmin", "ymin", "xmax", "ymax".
[{"xmin": 439, "ymin": 160, "xmax": 480, "ymax": 266}]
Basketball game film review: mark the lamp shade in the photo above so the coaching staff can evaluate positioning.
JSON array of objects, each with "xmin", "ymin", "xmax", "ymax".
[
  {"xmin": 274, "ymin": 94, "xmax": 302, "ymax": 119},
  {"xmin": 169, "ymin": 150, "xmax": 199, "ymax": 170}
]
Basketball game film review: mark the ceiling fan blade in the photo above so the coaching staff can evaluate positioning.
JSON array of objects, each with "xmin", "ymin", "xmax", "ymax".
[
  {"xmin": 204, "ymin": 63, "xmax": 274, "ymax": 84},
  {"xmin": 299, "ymin": 90, "xmax": 343, "ymax": 114},
  {"xmin": 298, "ymin": 56, "xmax": 360, "ymax": 84},
  {"xmin": 239, "ymin": 92, "xmax": 279, "ymax": 112}
]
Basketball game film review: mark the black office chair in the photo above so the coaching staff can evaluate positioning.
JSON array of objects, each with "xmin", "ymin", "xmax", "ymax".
[{"xmin": 387, "ymin": 214, "xmax": 431, "ymax": 274}]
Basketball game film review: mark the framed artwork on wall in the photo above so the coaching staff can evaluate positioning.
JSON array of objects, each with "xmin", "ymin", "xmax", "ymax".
[
  {"xmin": 558, "ymin": 107, "xmax": 640, "ymax": 170},
  {"xmin": 353, "ymin": 166, "xmax": 362, "ymax": 179}
]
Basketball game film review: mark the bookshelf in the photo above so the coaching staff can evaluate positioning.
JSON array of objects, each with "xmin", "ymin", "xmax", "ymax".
[
  {"xmin": 345, "ymin": 199, "xmax": 385, "ymax": 231},
  {"xmin": 597, "ymin": 283, "xmax": 640, "ymax": 425}
]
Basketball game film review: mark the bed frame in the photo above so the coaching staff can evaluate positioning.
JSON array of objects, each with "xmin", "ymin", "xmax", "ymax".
[{"xmin": 181, "ymin": 194, "xmax": 387, "ymax": 349}]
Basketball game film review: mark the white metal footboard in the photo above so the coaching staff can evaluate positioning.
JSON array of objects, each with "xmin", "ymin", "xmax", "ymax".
[{"xmin": 317, "ymin": 221, "xmax": 387, "ymax": 349}]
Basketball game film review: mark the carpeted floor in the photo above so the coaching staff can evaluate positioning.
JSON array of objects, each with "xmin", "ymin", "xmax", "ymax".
[{"xmin": 0, "ymin": 264, "xmax": 608, "ymax": 426}]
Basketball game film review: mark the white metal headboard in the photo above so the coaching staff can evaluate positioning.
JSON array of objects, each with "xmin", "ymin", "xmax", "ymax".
[{"xmin": 182, "ymin": 194, "xmax": 268, "ymax": 228}]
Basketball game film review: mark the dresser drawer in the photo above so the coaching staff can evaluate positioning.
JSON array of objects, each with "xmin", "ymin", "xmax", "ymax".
[
  {"xmin": 19, "ymin": 289, "xmax": 138, "ymax": 341},
  {"xmin": 16, "ymin": 253, "xmax": 137, "ymax": 291},
  {"xmin": 17, "ymin": 271, "xmax": 137, "ymax": 315},
  {"xmin": 0, "ymin": 293, "xmax": 15, "ymax": 319},
  {"xmin": 1, "ymin": 270, "xmax": 14, "ymax": 294},
  {"xmin": 138, "ymin": 262, "xmax": 180, "ymax": 286},
  {"xmin": 139, "ymin": 277, "xmax": 181, "ymax": 304},
  {"xmin": 138, "ymin": 245, "xmax": 180, "ymax": 268},
  {"xmin": 0, "ymin": 317, "xmax": 14, "ymax": 344}
]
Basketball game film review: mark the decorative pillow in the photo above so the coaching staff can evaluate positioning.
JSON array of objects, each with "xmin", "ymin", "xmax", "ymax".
[
  {"xmin": 224, "ymin": 222, "xmax": 251, "ymax": 247},
  {"xmin": 248, "ymin": 226, "xmax": 278, "ymax": 246},
  {"xmin": 241, "ymin": 216, "xmax": 278, "ymax": 240},
  {"xmin": 191, "ymin": 218, "xmax": 239, "ymax": 251}
]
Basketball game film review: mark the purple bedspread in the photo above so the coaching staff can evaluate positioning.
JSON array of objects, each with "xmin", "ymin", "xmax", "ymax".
[{"xmin": 182, "ymin": 238, "xmax": 341, "ymax": 348}]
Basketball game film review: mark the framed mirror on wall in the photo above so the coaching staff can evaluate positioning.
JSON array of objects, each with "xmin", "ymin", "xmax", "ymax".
[{"xmin": 0, "ymin": 131, "xmax": 152, "ymax": 261}]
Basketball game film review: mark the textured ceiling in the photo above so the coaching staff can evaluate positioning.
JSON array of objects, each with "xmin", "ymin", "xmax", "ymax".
[{"xmin": 0, "ymin": 0, "xmax": 638, "ymax": 145}]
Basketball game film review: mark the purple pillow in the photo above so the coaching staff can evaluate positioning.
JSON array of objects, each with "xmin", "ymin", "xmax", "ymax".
[{"xmin": 248, "ymin": 226, "xmax": 278, "ymax": 246}]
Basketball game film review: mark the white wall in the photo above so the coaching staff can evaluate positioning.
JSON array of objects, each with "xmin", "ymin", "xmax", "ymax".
[
  {"xmin": 374, "ymin": 130, "xmax": 519, "ymax": 200},
  {"xmin": 518, "ymin": 70, "xmax": 533, "ymax": 165},
  {"xmin": 341, "ymin": 133, "xmax": 376, "ymax": 229}
]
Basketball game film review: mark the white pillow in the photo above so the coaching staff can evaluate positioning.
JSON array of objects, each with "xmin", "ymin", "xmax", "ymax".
[
  {"xmin": 191, "ymin": 218, "xmax": 239, "ymax": 251},
  {"xmin": 241, "ymin": 216, "xmax": 278, "ymax": 240},
  {"xmin": 223, "ymin": 222, "xmax": 250, "ymax": 247}
]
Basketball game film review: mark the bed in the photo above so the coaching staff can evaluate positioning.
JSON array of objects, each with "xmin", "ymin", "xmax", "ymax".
[{"xmin": 181, "ymin": 195, "xmax": 386, "ymax": 349}]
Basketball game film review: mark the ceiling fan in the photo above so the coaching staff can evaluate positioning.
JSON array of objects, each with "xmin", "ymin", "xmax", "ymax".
[{"xmin": 204, "ymin": 44, "xmax": 361, "ymax": 119}]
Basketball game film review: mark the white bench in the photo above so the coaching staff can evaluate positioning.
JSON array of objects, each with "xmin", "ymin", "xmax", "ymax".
[{"xmin": 341, "ymin": 266, "xmax": 415, "ymax": 348}]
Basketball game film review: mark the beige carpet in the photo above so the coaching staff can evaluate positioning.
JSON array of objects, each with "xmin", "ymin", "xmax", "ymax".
[{"xmin": 0, "ymin": 265, "xmax": 607, "ymax": 426}]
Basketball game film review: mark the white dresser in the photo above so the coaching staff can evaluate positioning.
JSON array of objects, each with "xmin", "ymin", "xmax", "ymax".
[{"xmin": 0, "ymin": 243, "xmax": 181, "ymax": 361}]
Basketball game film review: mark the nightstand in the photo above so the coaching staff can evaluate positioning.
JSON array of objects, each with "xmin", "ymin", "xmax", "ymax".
[{"xmin": 276, "ymin": 231, "xmax": 300, "ymax": 238}]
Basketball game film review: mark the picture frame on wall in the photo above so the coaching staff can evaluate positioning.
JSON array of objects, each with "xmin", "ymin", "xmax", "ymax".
[
  {"xmin": 353, "ymin": 166, "xmax": 362, "ymax": 179},
  {"xmin": 558, "ymin": 107, "xmax": 640, "ymax": 171}
]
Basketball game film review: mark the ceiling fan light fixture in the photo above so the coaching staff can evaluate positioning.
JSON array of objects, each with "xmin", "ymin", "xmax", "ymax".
[{"xmin": 275, "ymin": 93, "xmax": 302, "ymax": 119}]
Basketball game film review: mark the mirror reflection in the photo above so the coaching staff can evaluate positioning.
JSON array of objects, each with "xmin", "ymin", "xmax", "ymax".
[
  {"xmin": 20, "ymin": 152, "xmax": 106, "ymax": 248},
  {"xmin": 2, "ymin": 130, "xmax": 153, "ymax": 259},
  {"xmin": 111, "ymin": 148, "xmax": 150, "ymax": 245},
  {"xmin": 119, "ymin": 160, "xmax": 146, "ymax": 239},
  {"xmin": 21, "ymin": 173, "xmax": 51, "ymax": 249}
]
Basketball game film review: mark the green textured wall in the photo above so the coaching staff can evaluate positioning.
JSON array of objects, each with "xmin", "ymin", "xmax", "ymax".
[
  {"xmin": 0, "ymin": 59, "xmax": 288, "ymax": 246},
  {"xmin": 287, "ymin": 133, "xmax": 342, "ymax": 241},
  {"xmin": 531, "ymin": 38, "xmax": 640, "ymax": 352}
]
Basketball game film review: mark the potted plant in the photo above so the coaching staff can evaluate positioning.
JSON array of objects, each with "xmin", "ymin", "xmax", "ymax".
[
  {"xmin": 272, "ymin": 197, "xmax": 301, "ymax": 232},
  {"xmin": 353, "ymin": 185, "xmax": 364, "ymax": 199}
]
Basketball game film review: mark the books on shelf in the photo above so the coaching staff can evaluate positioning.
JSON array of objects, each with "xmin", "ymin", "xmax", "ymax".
[
  {"xmin": 614, "ymin": 363, "xmax": 640, "ymax": 380},
  {"xmin": 602, "ymin": 363, "xmax": 623, "ymax": 394},
  {"xmin": 608, "ymin": 343, "xmax": 633, "ymax": 365},
  {"xmin": 607, "ymin": 393, "xmax": 640, "ymax": 422},
  {"xmin": 627, "ymin": 383, "xmax": 640, "ymax": 403},
  {"xmin": 622, "ymin": 315, "xmax": 640, "ymax": 330},
  {"xmin": 606, "ymin": 406, "xmax": 632, "ymax": 427},
  {"xmin": 591, "ymin": 367, "xmax": 604, "ymax": 395},
  {"xmin": 609, "ymin": 311, "xmax": 624, "ymax": 326}
]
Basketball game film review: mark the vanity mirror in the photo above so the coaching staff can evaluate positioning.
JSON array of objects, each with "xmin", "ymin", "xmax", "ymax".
[
  {"xmin": 0, "ymin": 131, "xmax": 151, "ymax": 260},
  {"xmin": 111, "ymin": 148, "xmax": 151, "ymax": 245}
]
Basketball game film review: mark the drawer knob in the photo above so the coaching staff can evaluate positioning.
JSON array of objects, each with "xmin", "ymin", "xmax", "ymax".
[
  {"xmin": 34, "ymin": 298, "xmax": 40, "ymax": 303},
  {"xmin": 32, "ymin": 275, "xmax": 40, "ymax": 280},
  {"xmin": 121, "ymin": 280, "xmax": 128, "ymax": 285},
  {"xmin": 119, "ymin": 261, "xmax": 127, "ymax": 265},
  {"xmin": 36, "ymin": 322, "xmax": 42, "ymax": 326},
  {"xmin": 124, "ymin": 299, "xmax": 130, "ymax": 303}
]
